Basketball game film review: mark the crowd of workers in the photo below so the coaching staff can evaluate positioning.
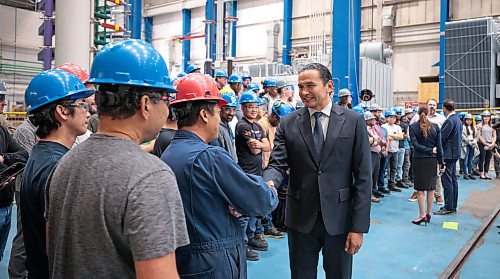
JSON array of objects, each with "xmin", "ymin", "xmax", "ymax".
[{"xmin": 0, "ymin": 39, "xmax": 496, "ymax": 279}]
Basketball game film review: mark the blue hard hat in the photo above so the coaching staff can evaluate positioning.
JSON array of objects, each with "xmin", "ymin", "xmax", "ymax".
[
  {"xmin": 221, "ymin": 92, "xmax": 238, "ymax": 107},
  {"xmin": 247, "ymin": 82, "xmax": 260, "ymax": 92},
  {"xmin": 458, "ymin": 112, "xmax": 467, "ymax": 119},
  {"xmin": 239, "ymin": 91, "xmax": 261, "ymax": 104},
  {"xmin": 241, "ymin": 74, "xmax": 252, "ymax": 81},
  {"xmin": 87, "ymin": 40, "xmax": 176, "ymax": 92},
  {"xmin": 228, "ymin": 74, "xmax": 242, "ymax": 84},
  {"xmin": 413, "ymin": 106, "xmax": 419, "ymax": 112},
  {"xmin": 394, "ymin": 106, "xmax": 403, "ymax": 114},
  {"xmin": 352, "ymin": 106, "xmax": 364, "ymax": 115},
  {"xmin": 385, "ymin": 109, "xmax": 397, "ymax": 117},
  {"xmin": 185, "ymin": 64, "xmax": 201, "ymax": 74},
  {"xmin": 177, "ymin": 72, "xmax": 187, "ymax": 78},
  {"xmin": 215, "ymin": 70, "xmax": 228, "ymax": 78},
  {"xmin": 25, "ymin": 69, "xmax": 95, "ymax": 112},
  {"xmin": 360, "ymin": 103, "xmax": 369, "ymax": 111},
  {"xmin": 272, "ymin": 100, "xmax": 294, "ymax": 118},
  {"xmin": 475, "ymin": 115, "xmax": 483, "ymax": 121},
  {"xmin": 263, "ymin": 79, "xmax": 277, "ymax": 87}
]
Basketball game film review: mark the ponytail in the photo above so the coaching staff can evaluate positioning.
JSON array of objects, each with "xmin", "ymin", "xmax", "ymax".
[{"xmin": 418, "ymin": 105, "xmax": 432, "ymax": 138}]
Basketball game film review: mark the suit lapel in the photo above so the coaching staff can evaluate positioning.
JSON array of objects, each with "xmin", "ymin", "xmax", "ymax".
[
  {"xmin": 296, "ymin": 108, "xmax": 320, "ymax": 167},
  {"xmin": 320, "ymin": 104, "xmax": 345, "ymax": 166}
]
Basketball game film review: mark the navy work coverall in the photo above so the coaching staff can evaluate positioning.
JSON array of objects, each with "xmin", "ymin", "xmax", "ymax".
[{"xmin": 162, "ymin": 130, "xmax": 278, "ymax": 278}]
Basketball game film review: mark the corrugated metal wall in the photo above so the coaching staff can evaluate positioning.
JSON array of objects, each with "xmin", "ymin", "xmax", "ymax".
[
  {"xmin": 359, "ymin": 57, "xmax": 393, "ymax": 108},
  {"xmin": 444, "ymin": 18, "xmax": 496, "ymax": 109}
]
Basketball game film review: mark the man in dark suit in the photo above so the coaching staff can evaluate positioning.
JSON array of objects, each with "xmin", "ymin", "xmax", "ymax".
[
  {"xmin": 435, "ymin": 99, "xmax": 462, "ymax": 215},
  {"xmin": 263, "ymin": 63, "xmax": 372, "ymax": 279}
]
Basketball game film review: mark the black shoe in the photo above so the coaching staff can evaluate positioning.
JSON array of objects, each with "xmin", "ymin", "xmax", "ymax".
[
  {"xmin": 246, "ymin": 246, "xmax": 259, "ymax": 261},
  {"xmin": 373, "ymin": 191, "xmax": 385, "ymax": 198},
  {"xmin": 464, "ymin": 175, "xmax": 470, "ymax": 180},
  {"xmin": 248, "ymin": 235, "xmax": 268, "ymax": 251},
  {"xmin": 434, "ymin": 208, "xmax": 453, "ymax": 215},
  {"xmin": 388, "ymin": 186, "xmax": 402, "ymax": 192},
  {"xmin": 469, "ymin": 175, "xmax": 476, "ymax": 180},
  {"xmin": 378, "ymin": 188, "xmax": 391, "ymax": 194},
  {"xmin": 397, "ymin": 181, "xmax": 409, "ymax": 189}
]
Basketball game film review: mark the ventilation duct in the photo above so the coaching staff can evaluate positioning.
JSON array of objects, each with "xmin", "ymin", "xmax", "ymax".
[
  {"xmin": 267, "ymin": 23, "xmax": 280, "ymax": 62},
  {"xmin": 381, "ymin": 5, "xmax": 395, "ymax": 43},
  {"xmin": 360, "ymin": 42, "xmax": 393, "ymax": 63}
]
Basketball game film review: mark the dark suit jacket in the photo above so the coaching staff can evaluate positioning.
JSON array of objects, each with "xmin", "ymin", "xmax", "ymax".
[
  {"xmin": 441, "ymin": 113, "xmax": 463, "ymax": 160},
  {"xmin": 263, "ymin": 103, "xmax": 372, "ymax": 235},
  {"xmin": 409, "ymin": 122, "xmax": 444, "ymax": 165}
]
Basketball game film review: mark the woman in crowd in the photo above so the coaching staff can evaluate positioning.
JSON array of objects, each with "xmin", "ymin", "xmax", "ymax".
[
  {"xmin": 409, "ymin": 105, "xmax": 444, "ymax": 225},
  {"xmin": 477, "ymin": 110, "xmax": 496, "ymax": 180},
  {"xmin": 461, "ymin": 114, "xmax": 478, "ymax": 180}
]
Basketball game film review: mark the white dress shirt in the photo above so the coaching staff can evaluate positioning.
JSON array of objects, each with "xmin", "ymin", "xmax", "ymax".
[{"xmin": 308, "ymin": 101, "xmax": 332, "ymax": 140}]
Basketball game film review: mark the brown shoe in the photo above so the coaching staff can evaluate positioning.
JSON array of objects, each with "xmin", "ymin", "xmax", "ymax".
[
  {"xmin": 408, "ymin": 192, "xmax": 418, "ymax": 202},
  {"xmin": 435, "ymin": 196, "xmax": 444, "ymax": 205},
  {"xmin": 371, "ymin": 195, "xmax": 380, "ymax": 203}
]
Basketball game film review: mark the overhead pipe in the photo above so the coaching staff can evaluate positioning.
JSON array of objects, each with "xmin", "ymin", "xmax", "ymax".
[
  {"xmin": 43, "ymin": 0, "xmax": 54, "ymax": 70},
  {"xmin": 282, "ymin": 0, "xmax": 292, "ymax": 65},
  {"xmin": 182, "ymin": 9, "xmax": 191, "ymax": 72},
  {"xmin": 205, "ymin": 0, "xmax": 216, "ymax": 75},
  {"xmin": 332, "ymin": 0, "xmax": 361, "ymax": 105},
  {"xmin": 439, "ymin": 0, "xmax": 449, "ymax": 105}
]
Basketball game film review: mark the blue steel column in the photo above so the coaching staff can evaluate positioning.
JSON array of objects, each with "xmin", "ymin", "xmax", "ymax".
[
  {"xmin": 205, "ymin": 0, "xmax": 216, "ymax": 62},
  {"xmin": 230, "ymin": 1, "xmax": 237, "ymax": 58},
  {"xmin": 182, "ymin": 9, "xmax": 192, "ymax": 72},
  {"xmin": 144, "ymin": 17, "xmax": 153, "ymax": 43},
  {"xmin": 282, "ymin": 0, "xmax": 292, "ymax": 65},
  {"xmin": 439, "ymin": 0, "xmax": 449, "ymax": 105},
  {"xmin": 130, "ymin": 0, "xmax": 142, "ymax": 39},
  {"xmin": 331, "ymin": 0, "xmax": 361, "ymax": 105}
]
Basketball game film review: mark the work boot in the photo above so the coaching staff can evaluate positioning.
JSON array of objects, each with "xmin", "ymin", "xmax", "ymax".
[
  {"xmin": 246, "ymin": 246, "xmax": 259, "ymax": 261},
  {"xmin": 248, "ymin": 234, "xmax": 268, "ymax": 251},
  {"xmin": 264, "ymin": 227, "xmax": 285, "ymax": 238},
  {"xmin": 388, "ymin": 185, "xmax": 402, "ymax": 192},
  {"xmin": 408, "ymin": 192, "xmax": 418, "ymax": 202},
  {"xmin": 378, "ymin": 188, "xmax": 391, "ymax": 194},
  {"xmin": 373, "ymin": 190, "xmax": 384, "ymax": 198},
  {"xmin": 371, "ymin": 195, "xmax": 380, "ymax": 203},
  {"xmin": 435, "ymin": 196, "xmax": 444, "ymax": 205},
  {"xmin": 396, "ymin": 181, "xmax": 409, "ymax": 189}
]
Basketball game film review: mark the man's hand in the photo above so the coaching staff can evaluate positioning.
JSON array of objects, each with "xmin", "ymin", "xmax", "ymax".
[
  {"xmin": 432, "ymin": 147, "xmax": 437, "ymax": 154},
  {"xmin": 267, "ymin": 180, "xmax": 277, "ymax": 195},
  {"xmin": 344, "ymin": 232, "xmax": 363, "ymax": 255},
  {"xmin": 0, "ymin": 155, "xmax": 4, "ymax": 164},
  {"xmin": 228, "ymin": 205, "xmax": 242, "ymax": 218},
  {"xmin": 248, "ymin": 139, "xmax": 262, "ymax": 149}
]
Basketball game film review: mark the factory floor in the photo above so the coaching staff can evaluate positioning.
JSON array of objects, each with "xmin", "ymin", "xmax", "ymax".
[{"xmin": 1, "ymin": 175, "xmax": 498, "ymax": 279}]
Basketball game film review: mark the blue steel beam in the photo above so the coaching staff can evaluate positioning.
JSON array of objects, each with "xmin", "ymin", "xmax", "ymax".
[
  {"xmin": 331, "ymin": 0, "xmax": 361, "ymax": 105},
  {"xmin": 130, "ymin": 0, "xmax": 142, "ymax": 39},
  {"xmin": 182, "ymin": 9, "xmax": 192, "ymax": 72},
  {"xmin": 282, "ymin": 0, "xmax": 292, "ymax": 65},
  {"xmin": 439, "ymin": 0, "xmax": 449, "ymax": 105},
  {"xmin": 230, "ymin": 1, "xmax": 237, "ymax": 58}
]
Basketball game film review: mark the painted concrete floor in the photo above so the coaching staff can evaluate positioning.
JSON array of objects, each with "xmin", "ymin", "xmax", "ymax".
[{"xmin": 0, "ymin": 176, "xmax": 497, "ymax": 279}]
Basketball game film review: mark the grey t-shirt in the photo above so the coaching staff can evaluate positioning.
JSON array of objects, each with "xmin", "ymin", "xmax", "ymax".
[{"xmin": 45, "ymin": 134, "xmax": 189, "ymax": 278}]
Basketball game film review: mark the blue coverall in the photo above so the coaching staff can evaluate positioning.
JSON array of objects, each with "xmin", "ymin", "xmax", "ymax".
[{"xmin": 162, "ymin": 130, "xmax": 278, "ymax": 278}]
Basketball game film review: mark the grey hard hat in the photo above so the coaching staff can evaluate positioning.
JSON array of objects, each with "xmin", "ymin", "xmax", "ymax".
[
  {"xmin": 338, "ymin": 88, "xmax": 351, "ymax": 98},
  {"xmin": 364, "ymin": 111, "xmax": 376, "ymax": 121},
  {"xmin": 276, "ymin": 80, "xmax": 291, "ymax": 90},
  {"xmin": 369, "ymin": 103, "xmax": 382, "ymax": 111},
  {"xmin": 404, "ymin": 108, "xmax": 413, "ymax": 115}
]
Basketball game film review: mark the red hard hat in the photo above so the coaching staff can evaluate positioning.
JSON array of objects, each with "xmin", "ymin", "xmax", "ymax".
[
  {"xmin": 170, "ymin": 73, "xmax": 227, "ymax": 106},
  {"xmin": 55, "ymin": 63, "xmax": 90, "ymax": 83}
]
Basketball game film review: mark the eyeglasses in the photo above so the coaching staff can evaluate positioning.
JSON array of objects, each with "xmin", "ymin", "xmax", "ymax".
[
  {"xmin": 66, "ymin": 102, "xmax": 90, "ymax": 112},
  {"xmin": 243, "ymin": 105, "xmax": 259, "ymax": 110}
]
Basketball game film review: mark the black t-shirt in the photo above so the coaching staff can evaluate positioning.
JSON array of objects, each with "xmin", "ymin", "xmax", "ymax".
[
  {"xmin": 21, "ymin": 141, "xmax": 69, "ymax": 278},
  {"xmin": 399, "ymin": 121, "xmax": 409, "ymax": 148},
  {"xmin": 153, "ymin": 128, "xmax": 176, "ymax": 157},
  {"xmin": 235, "ymin": 117, "xmax": 266, "ymax": 175}
]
